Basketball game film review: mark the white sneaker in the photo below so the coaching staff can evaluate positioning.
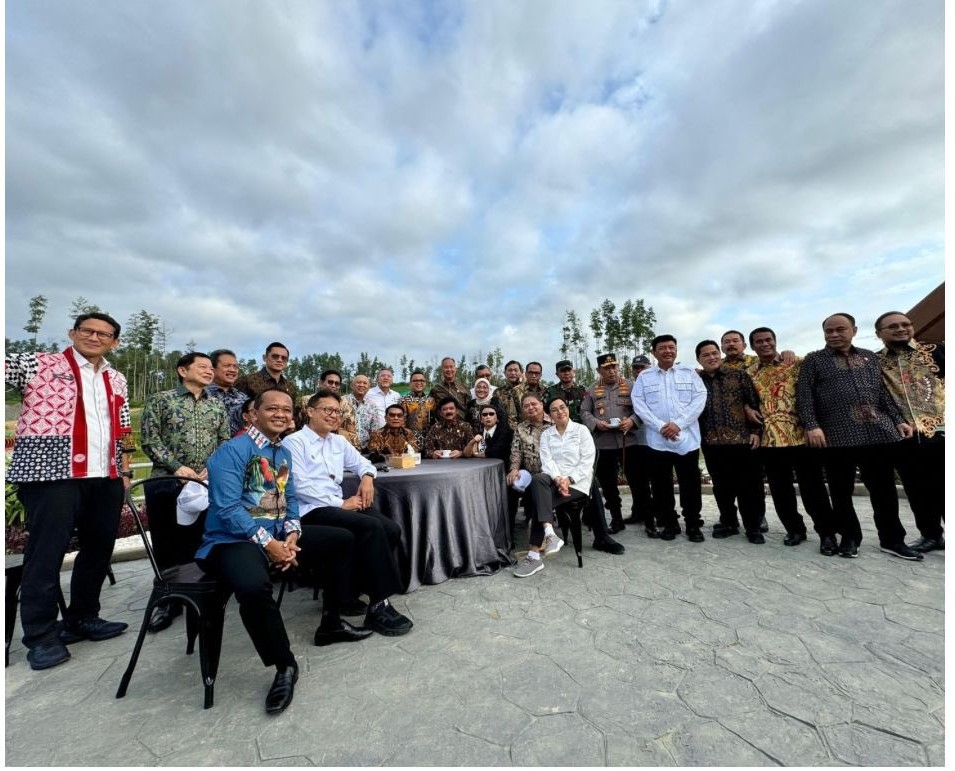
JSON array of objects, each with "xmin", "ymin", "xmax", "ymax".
[
  {"xmin": 542, "ymin": 533, "xmax": 564, "ymax": 556},
  {"xmin": 513, "ymin": 555, "xmax": 544, "ymax": 577}
]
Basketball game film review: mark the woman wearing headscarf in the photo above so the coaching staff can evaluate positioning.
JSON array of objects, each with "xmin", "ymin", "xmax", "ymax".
[{"xmin": 465, "ymin": 378, "xmax": 506, "ymax": 434}]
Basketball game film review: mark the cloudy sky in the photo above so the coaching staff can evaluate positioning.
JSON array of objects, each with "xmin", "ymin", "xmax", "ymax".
[{"xmin": 5, "ymin": 0, "xmax": 944, "ymax": 373}]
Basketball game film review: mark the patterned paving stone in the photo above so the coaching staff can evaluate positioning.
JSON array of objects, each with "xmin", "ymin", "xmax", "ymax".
[{"xmin": 822, "ymin": 722, "xmax": 925, "ymax": 766}]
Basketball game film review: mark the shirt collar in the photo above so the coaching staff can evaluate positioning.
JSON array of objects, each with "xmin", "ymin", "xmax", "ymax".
[
  {"xmin": 247, "ymin": 425, "xmax": 282, "ymax": 449},
  {"xmin": 175, "ymin": 384, "xmax": 208, "ymax": 399},
  {"xmin": 70, "ymin": 346, "xmax": 111, "ymax": 373}
]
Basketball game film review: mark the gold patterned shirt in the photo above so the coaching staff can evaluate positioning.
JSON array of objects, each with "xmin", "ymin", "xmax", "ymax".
[
  {"xmin": 509, "ymin": 419, "xmax": 549, "ymax": 474},
  {"xmin": 402, "ymin": 393, "xmax": 435, "ymax": 448},
  {"xmin": 746, "ymin": 356, "xmax": 806, "ymax": 448},
  {"xmin": 424, "ymin": 418, "xmax": 476, "ymax": 456},
  {"xmin": 878, "ymin": 341, "xmax": 945, "ymax": 437},
  {"xmin": 367, "ymin": 426, "xmax": 419, "ymax": 456},
  {"xmin": 722, "ymin": 354, "xmax": 758, "ymax": 371}
]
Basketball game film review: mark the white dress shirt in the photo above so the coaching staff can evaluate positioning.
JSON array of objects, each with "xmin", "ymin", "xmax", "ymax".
[
  {"xmin": 365, "ymin": 386, "xmax": 403, "ymax": 430},
  {"xmin": 74, "ymin": 348, "xmax": 113, "ymax": 477},
  {"xmin": 539, "ymin": 421, "xmax": 596, "ymax": 495},
  {"xmin": 630, "ymin": 363, "xmax": 707, "ymax": 455},
  {"xmin": 284, "ymin": 425, "xmax": 377, "ymax": 513}
]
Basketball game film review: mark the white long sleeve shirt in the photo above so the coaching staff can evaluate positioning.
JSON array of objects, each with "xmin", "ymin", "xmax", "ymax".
[
  {"xmin": 365, "ymin": 386, "xmax": 403, "ymax": 430},
  {"xmin": 630, "ymin": 363, "xmax": 707, "ymax": 455},
  {"xmin": 284, "ymin": 425, "xmax": 377, "ymax": 513},
  {"xmin": 539, "ymin": 421, "xmax": 596, "ymax": 495}
]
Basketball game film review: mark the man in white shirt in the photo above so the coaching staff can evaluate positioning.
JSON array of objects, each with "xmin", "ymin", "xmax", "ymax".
[
  {"xmin": 284, "ymin": 390, "xmax": 413, "ymax": 638},
  {"xmin": 513, "ymin": 396, "xmax": 596, "ymax": 577},
  {"xmin": 365, "ymin": 368, "xmax": 402, "ymax": 430},
  {"xmin": 631, "ymin": 334, "xmax": 708, "ymax": 543}
]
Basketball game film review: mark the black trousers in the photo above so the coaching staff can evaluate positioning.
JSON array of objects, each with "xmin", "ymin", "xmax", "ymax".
[
  {"xmin": 761, "ymin": 445, "xmax": 834, "ymax": 537},
  {"xmin": 701, "ymin": 444, "xmax": 765, "ymax": 533},
  {"xmin": 301, "ymin": 505, "xmax": 403, "ymax": 603},
  {"xmin": 528, "ymin": 473, "xmax": 588, "ymax": 547},
  {"xmin": 594, "ymin": 444, "xmax": 641, "ymax": 521},
  {"xmin": 893, "ymin": 433, "xmax": 944, "ymax": 539},
  {"xmin": 821, "ymin": 445, "xmax": 905, "ymax": 546},
  {"xmin": 144, "ymin": 477, "xmax": 207, "ymax": 570},
  {"xmin": 16, "ymin": 478, "xmax": 123, "ymax": 648},
  {"xmin": 509, "ymin": 477, "xmax": 612, "ymax": 542},
  {"xmin": 197, "ymin": 526, "xmax": 353, "ymax": 669},
  {"xmin": 647, "ymin": 448, "xmax": 703, "ymax": 530},
  {"xmin": 628, "ymin": 445, "xmax": 654, "ymax": 523}
]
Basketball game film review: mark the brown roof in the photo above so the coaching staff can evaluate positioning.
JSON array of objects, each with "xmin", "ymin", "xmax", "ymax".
[{"xmin": 907, "ymin": 282, "xmax": 944, "ymax": 343}]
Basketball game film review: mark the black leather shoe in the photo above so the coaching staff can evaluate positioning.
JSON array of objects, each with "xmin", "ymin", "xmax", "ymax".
[
  {"xmin": 644, "ymin": 526, "xmax": 661, "ymax": 539},
  {"xmin": 879, "ymin": 542, "xmax": 924, "ymax": 561},
  {"xmin": 623, "ymin": 514, "xmax": 645, "ymax": 525},
  {"xmin": 59, "ymin": 617, "xmax": 129, "ymax": 644},
  {"xmin": 686, "ymin": 528, "xmax": 705, "ymax": 543},
  {"xmin": 746, "ymin": 531, "xmax": 766, "ymax": 544},
  {"xmin": 759, "ymin": 517, "xmax": 769, "ymax": 533},
  {"xmin": 265, "ymin": 662, "xmax": 299, "ymax": 714},
  {"xmin": 27, "ymin": 641, "xmax": 71, "ymax": 671},
  {"xmin": 146, "ymin": 603, "xmax": 183, "ymax": 634},
  {"xmin": 313, "ymin": 620, "xmax": 373, "ymax": 647},
  {"xmin": 838, "ymin": 538, "xmax": 859, "ymax": 558},
  {"xmin": 659, "ymin": 526, "xmax": 679, "ymax": 541},
  {"xmin": 365, "ymin": 602, "xmax": 413, "ymax": 636},
  {"xmin": 608, "ymin": 519, "xmax": 626, "ymax": 534},
  {"xmin": 593, "ymin": 536, "xmax": 625, "ymax": 555},
  {"xmin": 339, "ymin": 597, "xmax": 369, "ymax": 616},
  {"xmin": 819, "ymin": 535, "xmax": 838, "ymax": 556},
  {"xmin": 907, "ymin": 535, "xmax": 944, "ymax": 553},
  {"xmin": 783, "ymin": 531, "xmax": 808, "ymax": 546},
  {"xmin": 712, "ymin": 523, "xmax": 740, "ymax": 539}
]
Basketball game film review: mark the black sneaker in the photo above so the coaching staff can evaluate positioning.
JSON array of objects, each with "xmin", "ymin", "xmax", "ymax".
[
  {"xmin": 686, "ymin": 527, "xmax": 705, "ymax": 543},
  {"xmin": 644, "ymin": 526, "xmax": 661, "ymax": 539},
  {"xmin": 364, "ymin": 601, "xmax": 413, "ymax": 636},
  {"xmin": 783, "ymin": 531, "xmax": 807, "ymax": 546},
  {"xmin": 59, "ymin": 617, "xmax": 129, "ymax": 645},
  {"xmin": 819, "ymin": 535, "xmax": 838, "ymax": 556},
  {"xmin": 712, "ymin": 523, "xmax": 740, "ymax": 539},
  {"xmin": 907, "ymin": 536, "xmax": 944, "ymax": 553},
  {"xmin": 659, "ymin": 526, "xmax": 680, "ymax": 541},
  {"xmin": 879, "ymin": 542, "xmax": 924, "ymax": 561},
  {"xmin": 593, "ymin": 536, "xmax": 625, "ymax": 555},
  {"xmin": 746, "ymin": 531, "xmax": 765, "ymax": 544},
  {"xmin": 838, "ymin": 538, "xmax": 859, "ymax": 558},
  {"xmin": 27, "ymin": 641, "xmax": 71, "ymax": 671}
]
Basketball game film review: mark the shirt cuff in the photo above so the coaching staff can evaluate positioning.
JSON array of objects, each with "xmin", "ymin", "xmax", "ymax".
[
  {"xmin": 250, "ymin": 527, "xmax": 273, "ymax": 547},
  {"xmin": 283, "ymin": 519, "xmax": 302, "ymax": 535}
]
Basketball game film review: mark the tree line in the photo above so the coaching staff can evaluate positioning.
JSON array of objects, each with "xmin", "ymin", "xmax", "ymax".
[{"xmin": 7, "ymin": 295, "xmax": 655, "ymax": 404}]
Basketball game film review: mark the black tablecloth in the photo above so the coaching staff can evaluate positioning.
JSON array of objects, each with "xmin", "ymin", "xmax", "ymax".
[{"xmin": 369, "ymin": 459, "xmax": 513, "ymax": 591}]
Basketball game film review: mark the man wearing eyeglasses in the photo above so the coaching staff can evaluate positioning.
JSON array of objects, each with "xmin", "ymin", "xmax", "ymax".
[
  {"xmin": 285, "ymin": 390, "xmax": 413, "ymax": 638},
  {"xmin": 875, "ymin": 311, "xmax": 945, "ymax": 554},
  {"xmin": 368, "ymin": 404, "xmax": 419, "ymax": 456},
  {"xmin": 235, "ymin": 342, "xmax": 299, "ymax": 405},
  {"xmin": 401, "ymin": 370, "xmax": 435, "ymax": 449},
  {"xmin": 6, "ymin": 312, "xmax": 133, "ymax": 670}
]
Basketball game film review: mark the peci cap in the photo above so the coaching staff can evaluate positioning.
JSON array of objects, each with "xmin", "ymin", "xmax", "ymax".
[
  {"xmin": 596, "ymin": 353, "xmax": 618, "ymax": 368},
  {"xmin": 631, "ymin": 355, "xmax": 651, "ymax": 367}
]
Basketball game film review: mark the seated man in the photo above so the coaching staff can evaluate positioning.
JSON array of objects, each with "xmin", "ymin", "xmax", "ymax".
[
  {"xmin": 424, "ymin": 396, "xmax": 477, "ymax": 459},
  {"xmin": 197, "ymin": 389, "xmax": 364, "ymax": 715},
  {"xmin": 368, "ymin": 404, "xmax": 419, "ymax": 456},
  {"xmin": 284, "ymin": 390, "xmax": 413, "ymax": 637},
  {"xmin": 514, "ymin": 396, "xmax": 597, "ymax": 577}
]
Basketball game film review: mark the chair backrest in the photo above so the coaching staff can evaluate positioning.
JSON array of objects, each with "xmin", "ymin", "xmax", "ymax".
[{"xmin": 125, "ymin": 476, "xmax": 209, "ymax": 583}]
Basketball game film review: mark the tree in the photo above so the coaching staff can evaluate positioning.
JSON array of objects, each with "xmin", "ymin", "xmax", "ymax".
[
  {"xmin": 69, "ymin": 296, "xmax": 101, "ymax": 319},
  {"xmin": 569, "ymin": 298, "xmax": 656, "ymax": 375},
  {"xmin": 23, "ymin": 295, "xmax": 48, "ymax": 350}
]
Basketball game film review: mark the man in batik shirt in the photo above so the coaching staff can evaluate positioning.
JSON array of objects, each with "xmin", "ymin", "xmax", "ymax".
[
  {"xmin": 428, "ymin": 358, "xmax": 469, "ymax": 419},
  {"xmin": 341, "ymin": 374, "xmax": 376, "ymax": 451},
  {"xmin": 424, "ymin": 397, "xmax": 476, "ymax": 458},
  {"xmin": 402, "ymin": 370, "xmax": 435, "ymax": 449},
  {"xmin": 368, "ymin": 404, "xmax": 419, "ymax": 456}
]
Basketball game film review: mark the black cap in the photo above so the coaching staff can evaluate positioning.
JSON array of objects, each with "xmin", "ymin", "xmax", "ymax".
[
  {"xmin": 555, "ymin": 360, "xmax": 573, "ymax": 371},
  {"xmin": 596, "ymin": 353, "xmax": 617, "ymax": 368},
  {"xmin": 631, "ymin": 355, "xmax": 651, "ymax": 367}
]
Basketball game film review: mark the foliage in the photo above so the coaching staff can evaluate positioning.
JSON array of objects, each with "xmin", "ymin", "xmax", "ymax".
[
  {"xmin": 6, "ymin": 483, "xmax": 26, "ymax": 528},
  {"xmin": 24, "ymin": 295, "xmax": 48, "ymax": 348}
]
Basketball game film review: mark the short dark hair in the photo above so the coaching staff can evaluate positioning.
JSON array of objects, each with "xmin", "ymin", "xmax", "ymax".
[
  {"xmin": 504, "ymin": 360, "xmax": 523, "ymax": 372},
  {"xmin": 874, "ymin": 311, "xmax": 908, "ymax": 330},
  {"xmin": 320, "ymin": 369, "xmax": 342, "ymax": 383},
  {"xmin": 521, "ymin": 392, "xmax": 543, "ymax": 406},
  {"xmin": 525, "ymin": 361, "xmax": 543, "ymax": 373},
  {"xmin": 651, "ymin": 334, "xmax": 677, "ymax": 351},
  {"xmin": 176, "ymin": 351, "xmax": 211, "ymax": 382},
  {"xmin": 748, "ymin": 327, "xmax": 776, "ymax": 347},
  {"xmin": 721, "ymin": 330, "xmax": 745, "ymax": 344},
  {"xmin": 240, "ymin": 397, "xmax": 255, "ymax": 415},
  {"xmin": 695, "ymin": 340, "xmax": 720, "ymax": 358},
  {"xmin": 475, "ymin": 365, "xmax": 491, "ymax": 375},
  {"xmin": 823, "ymin": 313, "xmax": 856, "ymax": 328},
  {"xmin": 386, "ymin": 403, "xmax": 407, "ymax": 416},
  {"xmin": 437, "ymin": 396, "xmax": 458, "ymax": 410},
  {"xmin": 209, "ymin": 349, "xmax": 236, "ymax": 368},
  {"xmin": 545, "ymin": 396, "xmax": 568, "ymax": 413},
  {"xmin": 253, "ymin": 388, "xmax": 293, "ymax": 409},
  {"xmin": 265, "ymin": 342, "xmax": 289, "ymax": 356},
  {"xmin": 410, "ymin": 370, "xmax": 427, "ymax": 380},
  {"xmin": 307, "ymin": 388, "xmax": 341, "ymax": 408},
  {"xmin": 73, "ymin": 312, "xmax": 121, "ymax": 338}
]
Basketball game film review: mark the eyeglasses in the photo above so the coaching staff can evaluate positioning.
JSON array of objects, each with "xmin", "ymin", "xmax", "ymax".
[
  {"xmin": 324, "ymin": 380, "xmax": 341, "ymax": 386},
  {"xmin": 313, "ymin": 406, "xmax": 343, "ymax": 417},
  {"xmin": 481, "ymin": 412, "xmax": 497, "ymax": 417},
  {"xmin": 75, "ymin": 327, "xmax": 115, "ymax": 340},
  {"xmin": 267, "ymin": 354, "xmax": 289, "ymax": 361}
]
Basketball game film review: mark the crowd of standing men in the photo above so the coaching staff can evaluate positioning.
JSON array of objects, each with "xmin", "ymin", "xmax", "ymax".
[{"xmin": 6, "ymin": 306, "xmax": 943, "ymax": 713}]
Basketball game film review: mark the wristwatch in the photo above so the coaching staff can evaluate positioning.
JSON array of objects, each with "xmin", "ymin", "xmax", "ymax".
[{"xmin": 120, "ymin": 471, "xmax": 134, "ymax": 479}]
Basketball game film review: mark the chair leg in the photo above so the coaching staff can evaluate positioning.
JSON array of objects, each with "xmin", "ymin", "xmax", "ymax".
[
  {"xmin": 116, "ymin": 603, "xmax": 155, "ymax": 699},
  {"xmin": 185, "ymin": 602, "xmax": 199, "ymax": 655},
  {"xmin": 571, "ymin": 508, "xmax": 584, "ymax": 568},
  {"xmin": 196, "ymin": 601, "xmax": 226, "ymax": 709},
  {"xmin": 106, "ymin": 566, "xmax": 116, "ymax": 586}
]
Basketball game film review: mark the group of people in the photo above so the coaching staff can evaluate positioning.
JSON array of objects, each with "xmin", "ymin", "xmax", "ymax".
[{"xmin": 6, "ymin": 306, "xmax": 943, "ymax": 715}]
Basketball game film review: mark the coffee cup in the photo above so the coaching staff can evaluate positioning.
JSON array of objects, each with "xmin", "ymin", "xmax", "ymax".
[{"xmin": 440, "ymin": 450, "xmax": 452, "ymax": 458}]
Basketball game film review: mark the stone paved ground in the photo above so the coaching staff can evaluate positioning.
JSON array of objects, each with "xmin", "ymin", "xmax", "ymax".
[{"xmin": 5, "ymin": 493, "xmax": 944, "ymax": 766}]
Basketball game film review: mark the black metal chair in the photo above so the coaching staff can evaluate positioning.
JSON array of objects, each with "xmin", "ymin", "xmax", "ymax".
[
  {"xmin": 555, "ymin": 496, "xmax": 587, "ymax": 568},
  {"xmin": 115, "ymin": 476, "xmax": 229, "ymax": 709}
]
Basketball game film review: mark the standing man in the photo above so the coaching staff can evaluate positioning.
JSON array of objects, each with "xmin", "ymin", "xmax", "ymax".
[
  {"xmin": 631, "ymin": 335, "xmax": 708, "ymax": 542},
  {"xmin": 695, "ymin": 341, "xmax": 765, "ymax": 543},
  {"xmin": 206, "ymin": 349, "xmax": 247, "ymax": 436},
  {"xmin": 796, "ymin": 313, "xmax": 919, "ymax": 560},
  {"xmin": 545, "ymin": 360, "xmax": 588, "ymax": 423},
  {"xmin": 342, "ymin": 374, "xmax": 376, "ymax": 451},
  {"xmin": 875, "ymin": 311, "xmax": 945, "ymax": 553},
  {"xmin": 521, "ymin": 362, "xmax": 548, "ymax": 405},
  {"xmin": 581, "ymin": 354, "xmax": 643, "ymax": 534},
  {"xmin": 285, "ymin": 391, "xmax": 413, "ymax": 637},
  {"xmin": 497, "ymin": 360, "xmax": 526, "ymax": 429},
  {"xmin": 140, "ymin": 351, "xmax": 231, "ymax": 632},
  {"xmin": 747, "ymin": 327, "xmax": 836, "ymax": 550},
  {"xmin": 721, "ymin": 330, "xmax": 795, "ymax": 370},
  {"xmin": 624, "ymin": 355, "xmax": 655, "ymax": 532},
  {"xmin": 6, "ymin": 312, "xmax": 132, "ymax": 670},
  {"xmin": 402, "ymin": 370, "xmax": 435, "ymax": 449},
  {"xmin": 428, "ymin": 357, "xmax": 470, "ymax": 419},
  {"xmin": 365, "ymin": 368, "xmax": 402, "ymax": 430},
  {"xmin": 235, "ymin": 342, "xmax": 299, "ymax": 404}
]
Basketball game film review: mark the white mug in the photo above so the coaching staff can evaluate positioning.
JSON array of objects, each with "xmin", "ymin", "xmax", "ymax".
[
  {"xmin": 608, "ymin": 417, "xmax": 621, "ymax": 428},
  {"xmin": 440, "ymin": 449, "xmax": 452, "ymax": 458}
]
